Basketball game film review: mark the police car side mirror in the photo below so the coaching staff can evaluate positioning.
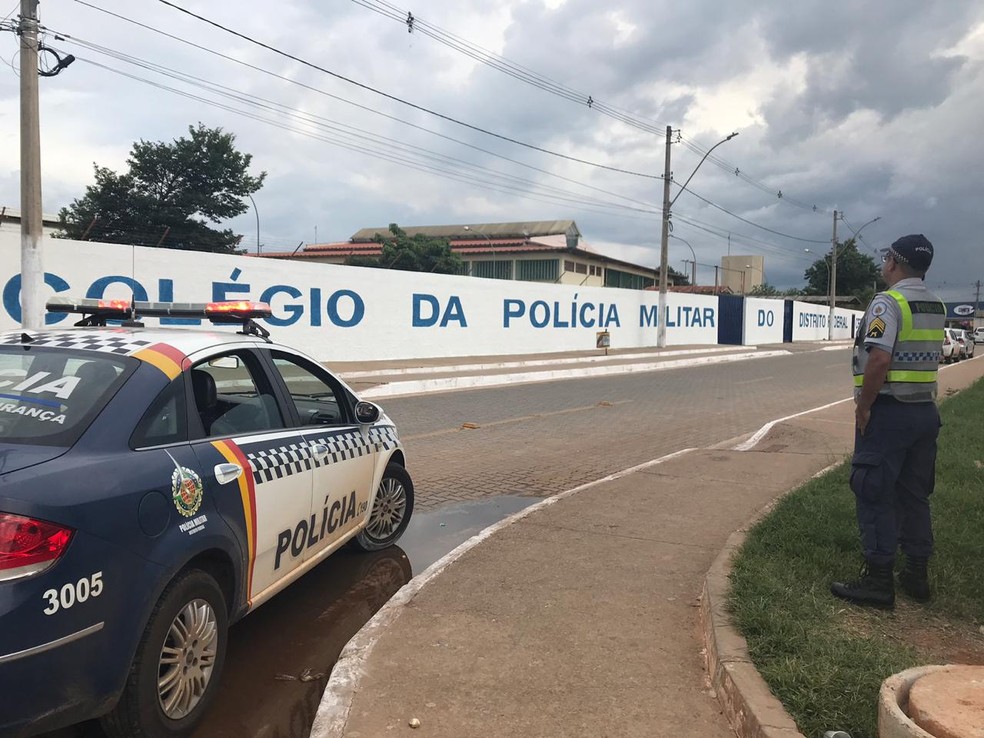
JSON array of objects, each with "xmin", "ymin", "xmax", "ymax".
[{"xmin": 354, "ymin": 401, "xmax": 380, "ymax": 425}]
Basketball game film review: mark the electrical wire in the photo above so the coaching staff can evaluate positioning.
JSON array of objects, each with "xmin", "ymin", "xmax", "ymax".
[
  {"xmin": 50, "ymin": 27, "xmax": 669, "ymax": 218},
  {"xmin": 68, "ymin": 55, "xmax": 669, "ymax": 222},
  {"xmin": 144, "ymin": 0, "xmax": 663, "ymax": 180},
  {"xmin": 65, "ymin": 0, "xmax": 836, "ymax": 254},
  {"xmin": 672, "ymin": 184, "xmax": 829, "ymax": 244},
  {"xmin": 350, "ymin": 0, "xmax": 830, "ymax": 216},
  {"xmin": 65, "ymin": 0, "xmax": 832, "ymax": 246}
]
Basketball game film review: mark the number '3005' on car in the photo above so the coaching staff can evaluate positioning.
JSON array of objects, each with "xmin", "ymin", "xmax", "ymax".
[{"xmin": 0, "ymin": 299, "xmax": 414, "ymax": 737}]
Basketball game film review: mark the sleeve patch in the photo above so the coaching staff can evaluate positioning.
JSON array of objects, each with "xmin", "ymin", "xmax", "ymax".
[
  {"xmin": 871, "ymin": 302, "xmax": 887, "ymax": 317},
  {"xmin": 866, "ymin": 317, "xmax": 886, "ymax": 338}
]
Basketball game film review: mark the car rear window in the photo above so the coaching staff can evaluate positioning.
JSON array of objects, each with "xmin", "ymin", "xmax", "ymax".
[{"xmin": 0, "ymin": 346, "xmax": 133, "ymax": 447}]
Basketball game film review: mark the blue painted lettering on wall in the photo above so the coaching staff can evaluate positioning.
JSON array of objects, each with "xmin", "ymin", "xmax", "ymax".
[
  {"xmin": 639, "ymin": 305, "xmax": 715, "ymax": 328},
  {"xmin": 757, "ymin": 310, "xmax": 775, "ymax": 327},
  {"xmin": 799, "ymin": 313, "xmax": 827, "ymax": 328},
  {"xmin": 3, "ymin": 273, "xmax": 71, "ymax": 324},
  {"xmin": 413, "ymin": 294, "xmax": 467, "ymax": 327},
  {"xmin": 2, "ymin": 271, "xmax": 366, "ymax": 329},
  {"xmin": 503, "ymin": 297, "xmax": 620, "ymax": 329},
  {"xmin": 833, "ymin": 315, "xmax": 848, "ymax": 329}
]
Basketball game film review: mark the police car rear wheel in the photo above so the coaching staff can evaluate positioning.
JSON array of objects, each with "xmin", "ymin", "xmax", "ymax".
[
  {"xmin": 354, "ymin": 463, "xmax": 414, "ymax": 551},
  {"xmin": 101, "ymin": 569, "xmax": 228, "ymax": 738}
]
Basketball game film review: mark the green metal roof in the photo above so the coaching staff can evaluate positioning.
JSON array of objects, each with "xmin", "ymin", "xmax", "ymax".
[{"xmin": 350, "ymin": 220, "xmax": 580, "ymax": 243}]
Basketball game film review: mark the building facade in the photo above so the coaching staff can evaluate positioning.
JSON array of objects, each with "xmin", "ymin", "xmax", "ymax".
[{"xmin": 259, "ymin": 220, "xmax": 683, "ymax": 290}]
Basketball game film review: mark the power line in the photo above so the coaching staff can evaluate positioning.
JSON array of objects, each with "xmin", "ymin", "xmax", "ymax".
[
  {"xmin": 349, "ymin": 0, "xmax": 668, "ymax": 136},
  {"xmin": 144, "ymin": 0, "xmax": 662, "ymax": 180},
  {"xmin": 672, "ymin": 184, "xmax": 829, "ymax": 244},
  {"xmin": 64, "ymin": 1, "xmax": 834, "ymax": 256},
  {"xmin": 51, "ymin": 25, "xmax": 669, "ymax": 218},
  {"xmin": 350, "ymin": 0, "xmax": 830, "ymax": 216},
  {"xmin": 76, "ymin": 0, "xmax": 832, "ymax": 243},
  {"xmin": 61, "ymin": 53, "xmax": 668, "ymax": 222}
]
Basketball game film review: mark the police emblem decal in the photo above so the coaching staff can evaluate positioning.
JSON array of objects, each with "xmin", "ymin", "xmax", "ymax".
[
  {"xmin": 171, "ymin": 467, "xmax": 204, "ymax": 518},
  {"xmin": 866, "ymin": 317, "xmax": 887, "ymax": 339},
  {"xmin": 871, "ymin": 302, "xmax": 887, "ymax": 317}
]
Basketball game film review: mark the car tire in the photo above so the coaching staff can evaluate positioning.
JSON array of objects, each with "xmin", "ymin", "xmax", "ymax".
[
  {"xmin": 353, "ymin": 463, "xmax": 414, "ymax": 552},
  {"xmin": 101, "ymin": 570, "xmax": 228, "ymax": 738}
]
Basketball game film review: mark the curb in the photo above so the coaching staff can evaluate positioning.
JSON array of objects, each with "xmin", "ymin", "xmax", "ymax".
[{"xmin": 700, "ymin": 523, "xmax": 806, "ymax": 738}]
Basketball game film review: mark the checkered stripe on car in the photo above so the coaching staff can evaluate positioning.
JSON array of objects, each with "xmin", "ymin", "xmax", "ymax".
[
  {"xmin": 304, "ymin": 430, "xmax": 374, "ymax": 469},
  {"xmin": 369, "ymin": 426, "xmax": 399, "ymax": 452},
  {"xmin": 0, "ymin": 331, "xmax": 152, "ymax": 355},
  {"xmin": 247, "ymin": 443, "xmax": 313, "ymax": 484},
  {"xmin": 244, "ymin": 427, "xmax": 400, "ymax": 485}
]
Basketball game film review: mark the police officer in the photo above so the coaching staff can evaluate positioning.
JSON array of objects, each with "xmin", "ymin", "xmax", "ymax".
[{"xmin": 830, "ymin": 234, "xmax": 945, "ymax": 609}]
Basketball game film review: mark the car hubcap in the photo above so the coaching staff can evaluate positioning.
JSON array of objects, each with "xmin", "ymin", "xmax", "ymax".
[
  {"xmin": 157, "ymin": 598, "xmax": 218, "ymax": 720},
  {"xmin": 366, "ymin": 477, "xmax": 407, "ymax": 542}
]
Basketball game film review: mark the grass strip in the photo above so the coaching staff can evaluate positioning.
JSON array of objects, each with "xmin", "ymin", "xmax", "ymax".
[{"xmin": 729, "ymin": 378, "xmax": 984, "ymax": 738}]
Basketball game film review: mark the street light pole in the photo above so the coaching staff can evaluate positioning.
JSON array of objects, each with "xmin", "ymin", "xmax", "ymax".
[
  {"xmin": 657, "ymin": 129, "xmax": 738, "ymax": 347},
  {"xmin": 463, "ymin": 225, "xmax": 497, "ymax": 278},
  {"xmin": 247, "ymin": 193, "xmax": 260, "ymax": 254},
  {"xmin": 670, "ymin": 234, "xmax": 697, "ymax": 285},
  {"xmin": 828, "ymin": 213, "xmax": 881, "ymax": 339}
]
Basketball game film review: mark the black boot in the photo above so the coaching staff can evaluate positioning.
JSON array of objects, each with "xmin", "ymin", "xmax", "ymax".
[
  {"xmin": 898, "ymin": 556, "xmax": 931, "ymax": 602},
  {"xmin": 830, "ymin": 561, "xmax": 895, "ymax": 609}
]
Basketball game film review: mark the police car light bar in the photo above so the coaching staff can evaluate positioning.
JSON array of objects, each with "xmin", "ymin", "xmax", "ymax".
[{"xmin": 46, "ymin": 298, "xmax": 273, "ymax": 322}]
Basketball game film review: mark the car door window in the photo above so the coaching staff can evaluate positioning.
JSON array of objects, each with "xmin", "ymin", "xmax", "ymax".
[
  {"xmin": 191, "ymin": 351, "xmax": 284, "ymax": 438},
  {"xmin": 270, "ymin": 352, "xmax": 348, "ymax": 427}
]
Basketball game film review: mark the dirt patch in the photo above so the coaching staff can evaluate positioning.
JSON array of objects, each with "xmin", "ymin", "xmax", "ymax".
[{"xmin": 836, "ymin": 605, "xmax": 984, "ymax": 666}]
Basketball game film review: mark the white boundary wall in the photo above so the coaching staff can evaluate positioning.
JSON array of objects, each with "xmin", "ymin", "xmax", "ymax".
[
  {"xmin": 1, "ymin": 235, "xmax": 725, "ymax": 361},
  {"xmin": 790, "ymin": 301, "xmax": 860, "ymax": 341},
  {"xmin": 742, "ymin": 298, "xmax": 784, "ymax": 345}
]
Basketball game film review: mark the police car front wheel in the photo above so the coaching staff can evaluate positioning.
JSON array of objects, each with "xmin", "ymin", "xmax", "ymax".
[
  {"xmin": 101, "ymin": 569, "xmax": 229, "ymax": 738},
  {"xmin": 354, "ymin": 463, "xmax": 414, "ymax": 552}
]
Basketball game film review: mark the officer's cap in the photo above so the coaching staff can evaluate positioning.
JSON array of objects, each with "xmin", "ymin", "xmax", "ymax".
[{"xmin": 883, "ymin": 234, "xmax": 934, "ymax": 272}]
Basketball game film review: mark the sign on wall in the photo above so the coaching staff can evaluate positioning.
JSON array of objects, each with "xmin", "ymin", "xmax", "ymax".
[
  {"xmin": 742, "ymin": 297, "xmax": 784, "ymax": 345},
  {"xmin": 1, "ymin": 234, "xmax": 725, "ymax": 361}
]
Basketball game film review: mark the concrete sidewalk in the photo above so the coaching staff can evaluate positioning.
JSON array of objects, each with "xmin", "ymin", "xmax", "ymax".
[
  {"xmin": 312, "ymin": 354, "xmax": 984, "ymax": 738},
  {"xmin": 332, "ymin": 342, "xmax": 848, "ymax": 399}
]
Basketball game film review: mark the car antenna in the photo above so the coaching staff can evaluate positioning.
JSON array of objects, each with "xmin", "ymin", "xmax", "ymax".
[{"xmin": 121, "ymin": 295, "xmax": 144, "ymax": 328}]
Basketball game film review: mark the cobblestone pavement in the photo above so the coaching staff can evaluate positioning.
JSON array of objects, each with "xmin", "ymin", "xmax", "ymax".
[{"xmin": 382, "ymin": 347, "xmax": 853, "ymax": 510}]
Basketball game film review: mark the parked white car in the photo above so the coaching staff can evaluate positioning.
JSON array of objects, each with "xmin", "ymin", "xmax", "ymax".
[
  {"xmin": 974, "ymin": 327, "xmax": 984, "ymax": 344},
  {"xmin": 957, "ymin": 329, "xmax": 975, "ymax": 358}
]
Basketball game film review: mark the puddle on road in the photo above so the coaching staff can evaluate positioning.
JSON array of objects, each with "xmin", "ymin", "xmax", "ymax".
[
  {"xmin": 400, "ymin": 495, "xmax": 540, "ymax": 572},
  {"xmin": 42, "ymin": 495, "xmax": 537, "ymax": 738}
]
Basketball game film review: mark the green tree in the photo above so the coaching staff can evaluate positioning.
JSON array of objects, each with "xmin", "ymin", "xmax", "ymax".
[
  {"xmin": 802, "ymin": 239, "xmax": 883, "ymax": 302},
  {"xmin": 344, "ymin": 224, "xmax": 464, "ymax": 274},
  {"xmin": 749, "ymin": 283, "xmax": 801, "ymax": 297},
  {"xmin": 57, "ymin": 124, "xmax": 265, "ymax": 253}
]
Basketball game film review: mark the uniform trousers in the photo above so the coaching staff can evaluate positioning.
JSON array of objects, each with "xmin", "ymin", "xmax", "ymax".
[{"xmin": 850, "ymin": 395, "xmax": 941, "ymax": 567}]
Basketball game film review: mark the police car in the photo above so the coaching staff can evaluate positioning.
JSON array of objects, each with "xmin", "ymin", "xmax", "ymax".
[{"xmin": 0, "ymin": 298, "xmax": 414, "ymax": 737}]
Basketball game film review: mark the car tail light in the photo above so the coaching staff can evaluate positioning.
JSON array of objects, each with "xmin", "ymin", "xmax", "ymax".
[{"xmin": 0, "ymin": 513, "xmax": 73, "ymax": 582}]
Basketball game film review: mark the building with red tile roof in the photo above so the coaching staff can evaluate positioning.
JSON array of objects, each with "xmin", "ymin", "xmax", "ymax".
[{"xmin": 257, "ymin": 220, "xmax": 686, "ymax": 289}]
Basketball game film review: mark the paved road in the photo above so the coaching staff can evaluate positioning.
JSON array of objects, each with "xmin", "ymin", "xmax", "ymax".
[{"xmin": 389, "ymin": 347, "xmax": 852, "ymax": 509}]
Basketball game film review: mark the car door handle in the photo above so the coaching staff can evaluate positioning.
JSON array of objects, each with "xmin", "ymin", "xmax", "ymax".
[
  {"xmin": 214, "ymin": 463, "xmax": 243, "ymax": 485},
  {"xmin": 310, "ymin": 443, "xmax": 330, "ymax": 461}
]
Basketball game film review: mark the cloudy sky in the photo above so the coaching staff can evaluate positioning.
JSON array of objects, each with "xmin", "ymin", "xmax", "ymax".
[{"xmin": 1, "ymin": 0, "xmax": 982, "ymax": 298}]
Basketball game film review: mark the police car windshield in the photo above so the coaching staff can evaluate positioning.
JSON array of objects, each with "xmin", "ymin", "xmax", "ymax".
[{"xmin": 0, "ymin": 347, "xmax": 131, "ymax": 447}]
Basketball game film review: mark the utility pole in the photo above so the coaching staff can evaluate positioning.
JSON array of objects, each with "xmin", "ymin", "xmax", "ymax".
[
  {"xmin": 975, "ymin": 279, "xmax": 982, "ymax": 329},
  {"xmin": 656, "ymin": 125, "xmax": 672, "ymax": 348},
  {"xmin": 19, "ymin": 0, "xmax": 43, "ymax": 330},
  {"xmin": 828, "ymin": 210, "xmax": 839, "ymax": 341}
]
